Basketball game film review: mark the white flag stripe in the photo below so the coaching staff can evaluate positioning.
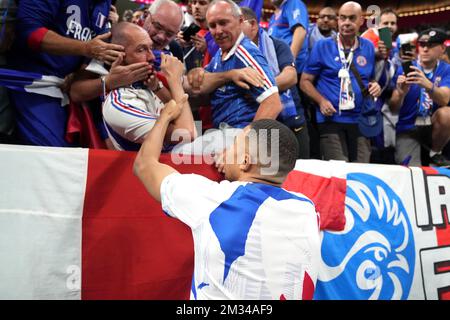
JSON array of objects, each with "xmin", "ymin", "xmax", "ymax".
[{"xmin": 0, "ymin": 146, "xmax": 87, "ymax": 299}]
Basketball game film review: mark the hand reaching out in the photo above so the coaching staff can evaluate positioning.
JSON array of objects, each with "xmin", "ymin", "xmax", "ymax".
[
  {"xmin": 229, "ymin": 67, "xmax": 265, "ymax": 90},
  {"xmin": 84, "ymin": 32, "xmax": 124, "ymax": 64}
]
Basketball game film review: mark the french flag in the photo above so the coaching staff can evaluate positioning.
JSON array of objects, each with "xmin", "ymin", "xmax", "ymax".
[
  {"xmin": 0, "ymin": 146, "xmax": 346, "ymax": 299},
  {"xmin": 0, "ymin": 68, "xmax": 68, "ymax": 105}
]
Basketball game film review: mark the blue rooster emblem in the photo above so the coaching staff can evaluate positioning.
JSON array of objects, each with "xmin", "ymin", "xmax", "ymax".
[{"xmin": 314, "ymin": 173, "xmax": 415, "ymax": 300}]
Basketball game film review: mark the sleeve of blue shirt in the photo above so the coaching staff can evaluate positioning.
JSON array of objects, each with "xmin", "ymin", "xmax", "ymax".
[
  {"xmin": 285, "ymin": 0, "xmax": 308, "ymax": 31},
  {"xmin": 438, "ymin": 65, "xmax": 450, "ymax": 88},
  {"xmin": 302, "ymin": 39, "xmax": 323, "ymax": 76},
  {"xmin": 237, "ymin": 46, "xmax": 278, "ymax": 103},
  {"xmin": 271, "ymin": 37, "xmax": 295, "ymax": 70},
  {"xmin": 16, "ymin": 0, "xmax": 60, "ymax": 43}
]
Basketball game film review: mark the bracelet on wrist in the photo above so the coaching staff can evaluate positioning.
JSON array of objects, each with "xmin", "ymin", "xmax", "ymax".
[{"xmin": 100, "ymin": 75, "xmax": 107, "ymax": 99}]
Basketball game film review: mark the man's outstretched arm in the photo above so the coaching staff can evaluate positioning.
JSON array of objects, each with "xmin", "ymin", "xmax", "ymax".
[
  {"xmin": 184, "ymin": 67, "xmax": 265, "ymax": 96},
  {"xmin": 133, "ymin": 97, "xmax": 187, "ymax": 202}
]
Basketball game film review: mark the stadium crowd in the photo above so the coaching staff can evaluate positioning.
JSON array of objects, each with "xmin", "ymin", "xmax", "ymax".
[{"xmin": 0, "ymin": 0, "xmax": 449, "ymax": 167}]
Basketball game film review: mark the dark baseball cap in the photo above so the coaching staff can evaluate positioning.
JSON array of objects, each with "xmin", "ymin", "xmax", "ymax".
[{"xmin": 418, "ymin": 28, "xmax": 447, "ymax": 44}]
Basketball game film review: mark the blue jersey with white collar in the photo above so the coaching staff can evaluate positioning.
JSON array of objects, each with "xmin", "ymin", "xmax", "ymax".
[
  {"xmin": 205, "ymin": 34, "xmax": 278, "ymax": 128},
  {"xmin": 12, "ymin": 0, "xmax": 111, "ymax": 78},
  {"xmin": 303, "ymin": 36, "xmax": 375, "ymax": 124},
  {"xmin": 393, "ymin": 60, "xmax": 450, "ymax": 133}
]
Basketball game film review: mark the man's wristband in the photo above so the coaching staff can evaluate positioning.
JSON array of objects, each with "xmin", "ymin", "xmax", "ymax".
[{"xmin": 100, "ymin": 75, "xmax": 107, "ymax": 99}]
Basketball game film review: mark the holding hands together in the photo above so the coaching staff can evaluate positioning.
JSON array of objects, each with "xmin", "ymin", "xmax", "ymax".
[
  {"xmin": 160, "ymin": 53, "xmax": 185, "ymax": 83},
  {"xmin": 161, "ymin": 94, "xmax": 188, "ymax": 122}
]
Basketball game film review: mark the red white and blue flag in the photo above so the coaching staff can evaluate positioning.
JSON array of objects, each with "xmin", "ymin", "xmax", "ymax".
[{"xmin": 0, "ymin": 145, "xmax": 448, "ymax": 299}]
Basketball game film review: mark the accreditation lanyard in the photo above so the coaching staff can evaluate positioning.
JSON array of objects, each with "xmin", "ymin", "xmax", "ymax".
[{"xmin": 337, "ymin": 34, "xmax": 358, "ymax": 113}]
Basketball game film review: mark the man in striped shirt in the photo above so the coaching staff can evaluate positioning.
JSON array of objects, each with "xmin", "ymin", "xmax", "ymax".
[
  {"xmin": 185, "ymin": 0, "xmax": 282, "ymax": 129},
  {"xmin": 102, "ymin": 22, "xmax": 196, "ymax": 151}
]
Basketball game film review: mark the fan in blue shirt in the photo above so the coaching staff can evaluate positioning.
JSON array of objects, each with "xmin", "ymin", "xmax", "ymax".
[
  {"xmin": 389, "ymin": 28, "xmax": 450, "ymax": 167},
  {"xmin": 8, "ymin": 0, "xmax": 124, "ymax": 147},
  {"xmin": 185, "ymin": 0, "xmax": 282, "ymax": 129},
  {"xmin": 268, "ymin": 0, "xmax": 309, "ymax": 74}
]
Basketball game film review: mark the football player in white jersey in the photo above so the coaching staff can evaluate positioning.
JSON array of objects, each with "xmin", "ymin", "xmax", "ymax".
[{"xmin": 134, "ymin": 115, "xmax": 321, "ymax": 300}]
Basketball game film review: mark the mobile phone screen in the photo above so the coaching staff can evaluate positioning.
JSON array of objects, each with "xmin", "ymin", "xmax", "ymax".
[
  {"xmin": 401, "ymin": 43, "xmax": 412, "ymax": 55},
  {"xmin": 183, "ymin": 23, "xmax": 201, "ymax": 41},
  {"xmin": 378, "ymin": 27, "xmax": 392, "ymax": 49},
  {"xmin": 402, "ymin": 60, "xmax": 413, "ymax": 76}
]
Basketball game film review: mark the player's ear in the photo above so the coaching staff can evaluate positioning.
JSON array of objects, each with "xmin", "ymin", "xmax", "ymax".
[{"xmin": 239, "ymin": 152, "xmax": 251, "ymax": 172}]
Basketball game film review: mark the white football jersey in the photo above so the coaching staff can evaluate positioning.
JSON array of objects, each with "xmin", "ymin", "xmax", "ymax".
[{"xmin": 161, "ymin": 173, "xmax": 321, "ymax": 300}]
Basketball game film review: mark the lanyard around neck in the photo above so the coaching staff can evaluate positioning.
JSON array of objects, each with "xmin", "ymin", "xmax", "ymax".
[{"xmin": 337, "ymin": 33, "xmax": 358, "ymax": 70}]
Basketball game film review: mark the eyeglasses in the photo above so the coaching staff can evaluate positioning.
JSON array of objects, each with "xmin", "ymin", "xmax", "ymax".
[
  {"xmin": 149, "ymin": 13, "xmax": 177, "ymax": 39},
  {"xmin": 338, "ymin": 14, "xmax": 358, "ymax": 22},
  {"xmin": 318, "ymin": 14, "xmax": 336, "ymax": 20},
  {"xmin": 418, "ymin": 41, "xmax": 441, "ymax": 49}
]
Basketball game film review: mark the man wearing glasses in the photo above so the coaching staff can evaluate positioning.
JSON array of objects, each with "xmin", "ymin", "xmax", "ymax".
[
  {"xmin": 144, "ymin": 0, "xmax": 185, "ymax": 63},
  {"xmin": 70, "ymin": 0, "xmax": 185, "ymax": 112},
  {"xmin": 307, "ymin": 7, "xmax": 337, "ymax": 53},
  {"xmin": 389, "ymin": 28, "xmax": 450, "ymax": 167}
]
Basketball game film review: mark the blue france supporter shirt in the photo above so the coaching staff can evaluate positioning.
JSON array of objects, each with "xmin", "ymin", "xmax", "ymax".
[
  {"xmin": 268, "ymin": 0, "xmax": 309, "ymax": 73},
  {"xmin": 392, "ymin": 60, "xmax": 450, "ymax": 133},
  {"xmin": 205, "ymin": 33, "xmax": 278, "ymax": 128},
  {"xmin": 303, "ymin": 37, "xmax": 375, "ymax": 124},
  {"xmin": 11, "ymin": 0, "xmax": 111, "ymax": 78}
]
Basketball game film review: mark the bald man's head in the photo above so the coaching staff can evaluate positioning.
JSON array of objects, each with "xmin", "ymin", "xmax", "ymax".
[
  {"xmin": 111, "ymin": 22, "xmax": 148, "ymax": 47},
  {"xmin": 338, "ymin": 1, "xmax": 364, "ymax": 38},
  {"xmin": 111, "ymin": 22, "xmax": 155, "ymax": 66},
  {"xmin": 340, "ymin": 1, "xmax": 363, "ymax": 14}
]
